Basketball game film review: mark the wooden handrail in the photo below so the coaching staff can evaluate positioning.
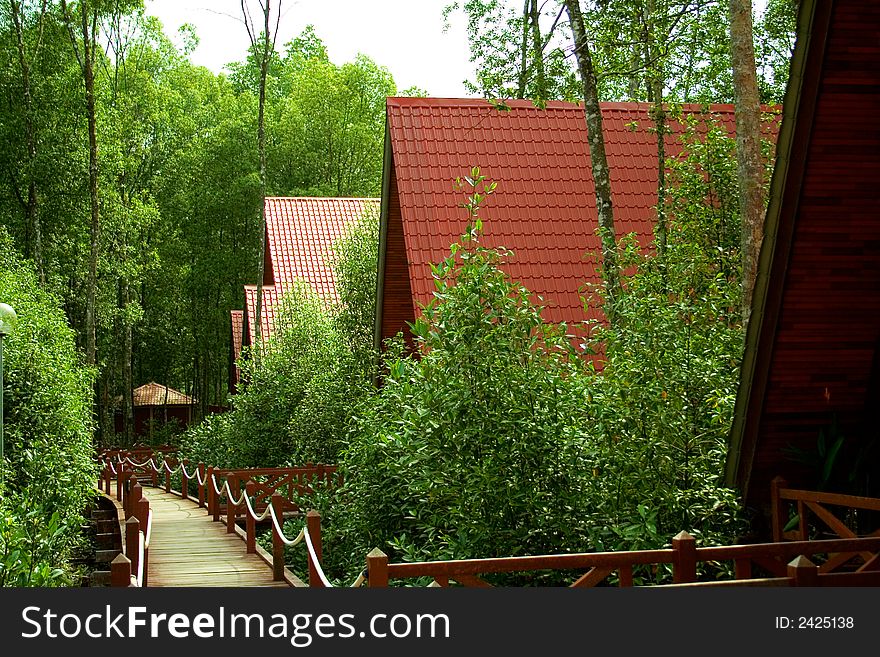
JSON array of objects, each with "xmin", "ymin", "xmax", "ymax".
[{"xmin": 100, "ymin": 450, "xmax": 880, "ymax": 589}]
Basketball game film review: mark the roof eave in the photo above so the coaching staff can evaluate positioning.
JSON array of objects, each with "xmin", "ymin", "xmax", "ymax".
[{"xmin": 373, "ymin": 114, "xmax": 393, "ymax": 363}]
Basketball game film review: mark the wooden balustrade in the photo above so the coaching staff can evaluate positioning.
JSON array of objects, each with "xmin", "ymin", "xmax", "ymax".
[
  {"xmin": 99, "ymin": 449, "xmax": 329, "ymax": 588},
  {"xmin": 98, "ymin": 449, "xmax": 880, "ymax": 590}
]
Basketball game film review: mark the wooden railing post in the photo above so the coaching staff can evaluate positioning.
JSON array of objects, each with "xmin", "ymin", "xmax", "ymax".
[
  {"xmin": 771, "ymin": 476, "xmax": 788, "ymax": 542},
  {"xmin": 227, "ymin": 478, "xmax": 240, "ymax": 534},
  {"xmin": 245, "ymin": 480, "xmax": 256, "ymax": 554},
  {"xmin": 271, "ymin": 493, "xmax": 285, "ymax": 581},
  {"xmin": 366, "ymin": 548, "xmax": 389, "ymax": 587},
  {"xmin": 198, "ymin": 463, "xmax": 206, "ymax": 508},
  {"xmin": 130, "ymin": 483, "xmax": 143, "ymax": 519},
  {"xmin": 111, "ymin": 554, "xmax": 132, "ymax": 587},
  {"xmin": 672, "ymin": 531, "xmax": 697, "ymax": 584},
  {"xmin": 181, "ymin": 459, "xmax": 190, "ymax": 500},
  {"xmin": 307, "ymin": 510, "xmax": 323, "ymax": 587},
  {"xmin": 125, "ymin": 517, "xmax": 140, "ymax": 583},
  {"xmin": 788, "ymin": 555, "xmax": 818, "ymax": 586}
]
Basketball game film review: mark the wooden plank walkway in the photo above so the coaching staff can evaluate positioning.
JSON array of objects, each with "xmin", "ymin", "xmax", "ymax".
[{"xmin": 143, "ymin": 488, "xmax": 289, "ymax": 587}]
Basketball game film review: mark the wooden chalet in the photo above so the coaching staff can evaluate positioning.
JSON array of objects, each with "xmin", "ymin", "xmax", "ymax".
[
  {"xmin": 230, "ymin": 196, "xmax": 379, "ymax": 390},
  {"xmin": 726, "ymin": 0, "xmax": 880, "ymax": 517},
  {"xmin": 374, "ymin": 97, "xmax": 766, "ymax": 350}
]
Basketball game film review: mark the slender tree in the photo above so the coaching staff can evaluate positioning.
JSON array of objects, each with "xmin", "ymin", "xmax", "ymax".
[
  {"xmin": 240, "ymin": 0, "xmax": 282, "ymax": 361},
  {"xmin": 6, "ymin": 0, "xmax": 48, "ymax": 284},
  {"xmin": 564, "ymin": 0, "xmax": 619, "ymax": 307},
  {"xmin": 729, "ymin": 0, "xmax": 763, "ymax": 322},
  {"xmin": 60, "ymin": 0, "xmax": 101, "ymax": 365}
]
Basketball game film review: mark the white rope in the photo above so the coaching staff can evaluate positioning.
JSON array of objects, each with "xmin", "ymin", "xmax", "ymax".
[
  {"xmin": 163, "ymin": 460, "xmax": 182, "ymax": 475},
  {"xmin": 195, "ymin": 468, "xmax": 207, "ymax": 486},
  {"xmin": 243, "ymin": 489, "xmax": 272, "ymax": 522},
  {"xmin": 269, "ymin": 504, "xmax": 306, "ymax": 547},
  {"xmin": 304, "ymin": 527, "xmax": 334, "ymax": 587},
  {"xmin": 144, "ymin": 509, "xmax": 153, "ymax": 548},
  {"xmin": 223, "ymin": 480, "xmax": 246, "ymax": 506},
  {"xmin": 107, "ymin": 461, "xmax": 118, "ymax": 476},
  {"xmin": 180, "ymin": 461, "xmax": 197, "ymax": 480},
  {"xmin": 349, "ymin": 572, "xmax": 367, "ymax": 588},
  {"xmin": 210, "ymin": 473, "xmax": 224, "ymax": 496},
  {"xmin": 125, "ymin": 457, "xmax": 154, "ymax": 468}
]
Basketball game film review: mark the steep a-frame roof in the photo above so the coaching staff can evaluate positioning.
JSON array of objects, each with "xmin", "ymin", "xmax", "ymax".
[
  {"xmin": 231, "ymin": 197, "xmax": 379, "ymax": 376},
  {"xmin": 375, "ymin": 98, "xmax": 750, "ymax": 348},
  {"xmin": 726, "ymin": 0, "xmax": 880, "ymax": 506},
  {"xmin": 263, "ymin": 197, "xmax": 380, "ymax": 302}
]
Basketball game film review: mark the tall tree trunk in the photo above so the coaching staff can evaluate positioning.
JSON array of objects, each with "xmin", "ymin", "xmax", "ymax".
[
  {"xmin": 242, "ymin": 0, "xmax": 279, "ymax": 362},
  {"xmin": 517, "ymin": 0, "xmax": 530, "ymax": 96},
  {"xmin": 61, "ymin": 0, "xmax": 100, "ymax": 365},
  {"xmin": 9, "ymin": 0, "xmax": 46, "ymax": 285},
  {"xmin": 729, "ymin": 0, "xmax": 763, "ymax": 324},
  {"xmin": 564, "ymin": 0, "xmax": 619, "ymax": 310},
  {"xmin": 529, "ymin": 0, "xmax": 547, "ymax": 99},
  {"xmin": 644, "ymin": 0, "xmax": 667, "ymax": 255}
]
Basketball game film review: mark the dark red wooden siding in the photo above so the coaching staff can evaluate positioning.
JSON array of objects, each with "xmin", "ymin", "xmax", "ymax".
[
  {"xmin": 745, "ymin": 0, "xmax": 880, "ymax": 505},
  {"xmin": 380, "ymin": 166, "xmax": 416, "ymax": 344}
]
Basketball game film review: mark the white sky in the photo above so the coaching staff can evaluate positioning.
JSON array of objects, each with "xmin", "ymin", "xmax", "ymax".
[{"xmin": 144, "ymin": 0, "xmax": 477, "ymax": 97}]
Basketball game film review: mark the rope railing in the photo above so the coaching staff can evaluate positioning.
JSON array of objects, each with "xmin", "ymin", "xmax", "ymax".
[{"xmin": 99, "ymin": 449, "xmax": 337, "ymax": 588}]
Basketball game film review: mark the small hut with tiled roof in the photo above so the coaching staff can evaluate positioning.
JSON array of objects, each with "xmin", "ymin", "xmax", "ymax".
[{"xmin": 114, "ymin": 382, "xmax": 197, "ymax": 439}]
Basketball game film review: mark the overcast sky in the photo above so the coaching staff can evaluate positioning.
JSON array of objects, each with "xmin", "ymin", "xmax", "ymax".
[{"xmin": 144, "ymin": 0, "xmax": 477, "ymax": 97}]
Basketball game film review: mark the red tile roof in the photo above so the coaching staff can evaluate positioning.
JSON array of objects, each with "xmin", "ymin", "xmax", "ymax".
[
  {"xmin": 264, "ymin": 197, "xmax": 380, "ymax": 303},
  {"xmin": 383, "ymin": 98, "xmax": 751, "ymax": 330},
  {"xmin": 244, "ymin": 285, "xmax": 280, "ymax": 346},
  {"xmin": 132, "ymin": 382, "xmax": 195, "ymax": 407},
  {"xmin": 230, "ymin": 310, "xmax": 244, "ymax": 385},
  {"xmin": 239, "ymin": 197, "xmax": 379, "ymax": 351}
]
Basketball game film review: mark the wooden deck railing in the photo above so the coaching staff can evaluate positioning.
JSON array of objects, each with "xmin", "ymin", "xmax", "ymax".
[
  {"xmin": 101, "ymin": 459, "xmax": 153, "ymax": 587},
  {"xmin": 770, "ymin": 476, "xmax": 880, "ymax": 574},
  {"xmin": 98, "ymin": 450, "xmax": 338, "ymax": 587},
  {"xmin": 98, "ymin": 449, "xmax": 880, "ymax": 589},
  {"xmin": 363, "ymin": 533, "xmax": 880, "ymax": 587}
]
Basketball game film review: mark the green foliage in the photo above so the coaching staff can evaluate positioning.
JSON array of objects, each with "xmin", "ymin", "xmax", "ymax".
[
  {"xmin": 322, "ymin": 175, "xmax": 595, "ymax": 581},
  {"xmin": 581, "ymin": 113, "xmax": 747, "ymax": 551},
  {"xmin": 181, "ymin": 285, "xmax": 372, "ymax": 469},
  {"xmin": 0, "ymin": 229, "xmax": 97, "ymax": 585},
  {"xmin": 330, "ymin": 207, "xmax": 381, "ymax": 377}
]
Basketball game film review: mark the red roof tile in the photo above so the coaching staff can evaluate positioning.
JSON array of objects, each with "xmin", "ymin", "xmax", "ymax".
[
  {"xmin": 230, "ymin": 310, "xmax": 244, "ymax": 362},
  {"xmin": 244, "ymin": 285, "xmax": 280, "ymax": 346},
  {"xmin": 240, "ymin": 197, "xmax": 379, "ymax": 349},
  {"xmin": 383, "ymin": 98, "xmax": 749, "ymax": 329},
  {"xmin": 264, "ymin": 197, "xmax": 380, "ymax": 303}
]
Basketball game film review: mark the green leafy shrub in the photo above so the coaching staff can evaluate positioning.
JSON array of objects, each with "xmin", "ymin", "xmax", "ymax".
[
  {"xmin": 581, "ymin": 114, "xmax": 747, "ymax": 555},
  {"xmin": 0, "ymin": 229, "xmax": 97, "ymax": 586},
  {"xmin": 181, "ymin": 285, "xmax": 372, "ymax": 468},
  {"xmin": 322, "ymin": 173, "xmax": 596, "ymax": 581}
]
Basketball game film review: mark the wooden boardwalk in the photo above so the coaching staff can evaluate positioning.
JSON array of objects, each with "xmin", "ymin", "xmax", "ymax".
[{"xmin": 143, "ymin": 488, "xmax": 289, "ymax": 587}]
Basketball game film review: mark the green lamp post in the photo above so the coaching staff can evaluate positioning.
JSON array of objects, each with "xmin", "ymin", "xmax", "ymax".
[{"xmin": 0, "ymin": 302, "xmax": 17, "ymax": 482}]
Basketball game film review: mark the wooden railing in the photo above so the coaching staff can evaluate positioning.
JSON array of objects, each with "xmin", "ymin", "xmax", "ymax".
[
  {"xmin": 101, "ymin": 459, "xmax": 152, "ymax": 587},
  {"xmin": 363, "ymin": 533, "xmax": 880, "ymax": 587},
  {"xmin": 98, "ymin": 450, "xmax": 339, "ymax": 588},
  {"xmin": 98, "ymin": 450, "xmax": 880, "ymax": 589},
  {"xmin": 770, "ymin": 476, "xmax": 880, "ymax": 574}
]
